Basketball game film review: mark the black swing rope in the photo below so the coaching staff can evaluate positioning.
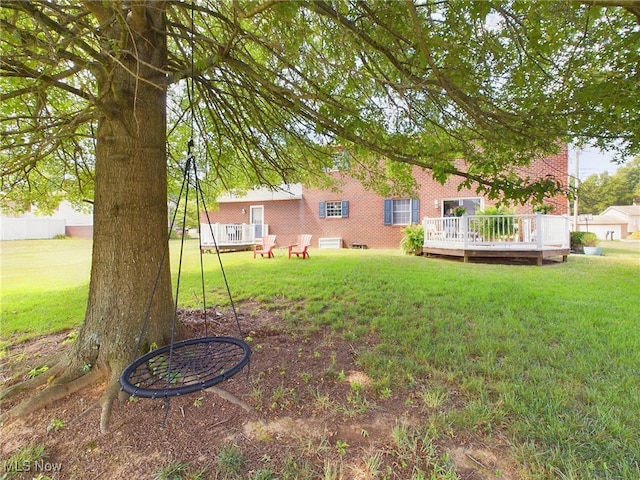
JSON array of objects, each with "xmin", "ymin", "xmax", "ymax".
[{"xmin": 118, "ymin": 2, "xmax": 250, "ymax": 401}]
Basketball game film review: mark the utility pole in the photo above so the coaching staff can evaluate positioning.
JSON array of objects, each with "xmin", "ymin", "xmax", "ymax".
[{"xmin": 573, "ymin": 148, "xmax": 580, "ymax": 231}]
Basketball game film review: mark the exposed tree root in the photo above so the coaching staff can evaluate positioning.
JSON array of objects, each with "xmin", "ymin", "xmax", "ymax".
[
  {"xmin": 98, "ymin": 372, "xmax": 123, "ymax": 434},
  {"xmin": 0, "ymin": 351, "xmax": 67, "ymax": 388},
  {"xmin": 0, "ymin": 357, "xmax": 67, "ymax": 402},
  {"xmin": 206, "ymin": 385, "xmax": 254, "ymax": 414},
  {"xmin": 0, "ymin": 367, "xmax": 104, "ymax": 426}
]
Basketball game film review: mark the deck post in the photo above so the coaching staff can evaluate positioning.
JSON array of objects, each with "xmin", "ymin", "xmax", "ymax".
[
  {"xmin": 462, "ymin": 215, "xmax": 469, "ymax": 249},
  {"xmin": 536, "ymin": 214, "xmax": 543, "ymax": 249}
]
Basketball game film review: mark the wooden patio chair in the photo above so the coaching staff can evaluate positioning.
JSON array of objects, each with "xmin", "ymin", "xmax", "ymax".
[
  {"xmin": 425, "ymin": 223, "xmax": 445, "ymax": 241},
  {"xmin": 288, "ymin": 234, "xmax": 312, "ymax": 259},
  {"xmin": 253, "ymin": 235, "xmax": 277, "ymax": 259}
]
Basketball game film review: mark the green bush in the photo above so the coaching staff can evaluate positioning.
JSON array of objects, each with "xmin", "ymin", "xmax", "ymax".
[
  {"xmin": 533, "ymin": 203, "xmax": 554, "ymax": 214},
  {"xmin": 582, "ymin": 232, "xmax": 599, "ymax": 247},
  {"xmin": 571, "ymin": 231, "xmax": 600, "ymax": 250},
  {"xmin": 400, "ymin": 224, "xmax": 424, "ymax": 255},
  {"xmin": 452, "ymin": 206, "xmax": 467, "ymax": 217},
  {"xmin": 570, "ymin": 231, "xmax": 587, "ymax": 250},
  {"xmin": 472, "ymin": 206, "xmax": 515, "ymax": 241}
]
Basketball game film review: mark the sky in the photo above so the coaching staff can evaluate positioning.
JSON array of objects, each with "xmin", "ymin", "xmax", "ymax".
[{"xmin": 568, "ymin": 144, "xmax": 624, "ymax": 180}]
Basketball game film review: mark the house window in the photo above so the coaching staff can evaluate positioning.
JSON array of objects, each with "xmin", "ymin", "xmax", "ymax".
[
  {"xmin": 384, "ymin": 198, "xmax": 419, "ymax": 225},
  {"xmin": 392, "ymin": 199, "xmax": 411, "ymax": 224},
  {"xmin": 443, "ymin": 198, "xmax": 482, "ymax": 216},
  {"xmin": 326, "ymin": 201, "xmax": 343, "ymax": 218},
  {"xmin": 319, "ymin": 200, "xmax": 349, "ymax": 218}
]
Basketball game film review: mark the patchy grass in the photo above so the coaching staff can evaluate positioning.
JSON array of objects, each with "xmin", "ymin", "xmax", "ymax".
[
  {"xmin": 1, "ymin": 442, "xmax": 48, "ymax": 478},
  {"xmin": 1, "ymin": 239, "xmax": 639, "ymax": 478}
]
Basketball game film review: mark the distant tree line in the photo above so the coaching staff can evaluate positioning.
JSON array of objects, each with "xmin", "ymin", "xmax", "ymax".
[{"xmin": 578, "ymin": 158, "xmax": 640, "ymax": 214}]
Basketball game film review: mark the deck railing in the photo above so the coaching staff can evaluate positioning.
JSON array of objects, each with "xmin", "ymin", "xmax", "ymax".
[
  {"xmin": 422, "ymin": 214, "xmax": 570, "ymax": 249},
  {"xmin": 199, "ymin": 223, "xmax": 269, "ymax": 246}
]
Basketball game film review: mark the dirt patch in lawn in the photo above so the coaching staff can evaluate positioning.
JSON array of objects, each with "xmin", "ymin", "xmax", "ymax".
[{"xmin": 1, "ymin": 301, "xmax": 522, "ymax": 479}]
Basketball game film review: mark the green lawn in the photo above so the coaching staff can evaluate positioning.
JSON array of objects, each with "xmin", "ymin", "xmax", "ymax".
[
  {"xmin": 1, "ymin": 238, "xmax": 639, "ymax": 478},
  {"xmin": 1, "ymin": 239, "xmax": 92, "ymax": 339}
]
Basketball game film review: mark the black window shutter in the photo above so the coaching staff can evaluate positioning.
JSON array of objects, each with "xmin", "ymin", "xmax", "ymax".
[
  {"xmin": 384, "ymin": 199, "xmax": 392, "ymax": 225},
  {"xmin": 411, "ymin": 198, "xmax": 420, "ymax": 224}
]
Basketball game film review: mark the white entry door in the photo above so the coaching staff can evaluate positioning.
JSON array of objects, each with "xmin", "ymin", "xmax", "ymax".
[{"xmin": 250, "ymin": 206, "xmax": 264, "ymax": 238}]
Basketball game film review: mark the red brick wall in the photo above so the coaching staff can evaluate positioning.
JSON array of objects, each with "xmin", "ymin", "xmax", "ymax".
[
  {"xmin": 65, "ymin": 225, "xmax": 93, "ymax": 239},
  {"xmin": 204, "ymin": 148, "xmax": 569, "ymax": 249}
]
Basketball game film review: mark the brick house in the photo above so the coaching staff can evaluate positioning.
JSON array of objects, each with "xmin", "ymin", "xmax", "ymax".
[{"xmin": 201, "ymin": 147, "xmax": 569, "ymax": 249}]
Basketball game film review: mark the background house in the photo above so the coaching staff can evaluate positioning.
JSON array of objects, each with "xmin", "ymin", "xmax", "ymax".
[
  {"xmin": 576, "ymin": 205, "xmax": 640, "ymax": 240},
  {"xmin": 202, "ymin": 148, "xmax": 570, "ymax": 249}
]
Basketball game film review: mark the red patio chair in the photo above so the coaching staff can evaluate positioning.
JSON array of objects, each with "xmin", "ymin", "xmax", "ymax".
[
  {"xmin": 253, "ymin": 235, "xmax": 277, "ymax": 259},
  {"xmin": 288, "ymin": 234, "xmax": 312, "ymax": 259}
]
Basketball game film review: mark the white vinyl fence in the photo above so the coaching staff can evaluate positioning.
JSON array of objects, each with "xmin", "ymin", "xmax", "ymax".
[{"xmin": 1, "ymin": 217, "xmax": 66, "ymax": 240}]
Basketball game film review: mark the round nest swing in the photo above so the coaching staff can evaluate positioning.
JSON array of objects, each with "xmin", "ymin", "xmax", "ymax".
[{"xmin": 119, "ymin": 336, "xmax": 251, "ymax": 399}]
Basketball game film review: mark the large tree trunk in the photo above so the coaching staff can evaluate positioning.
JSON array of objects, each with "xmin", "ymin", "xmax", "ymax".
[{"xmin": 68, "ymin": 4, "xmax": 173, "ymax": 403}]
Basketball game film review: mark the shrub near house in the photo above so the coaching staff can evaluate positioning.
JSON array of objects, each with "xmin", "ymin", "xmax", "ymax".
[
  {"xmin": 400, "ymin": 224, "xmax": 424, "ymax": 255},
  {"xmin": 471, "ymin": 206, "xmax": 516, "ymax": 242},
  {"xmin": 571, "ymin": 231, "xmax": 599, "ymax": 253}
]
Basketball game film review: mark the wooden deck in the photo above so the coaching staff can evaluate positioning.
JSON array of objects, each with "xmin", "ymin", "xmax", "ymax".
[
  {"xmin": 423, "ymin": 245, "xmax": 569, "ymax": 265},
  {"xmin": 200, "ymin": 243, "xmax": 254, "ymax": 254},
  {"xmin": 199, "ymin": 222, "xmax": 268, "ymax": 253},
  {"xmin": 422, "ymin": 214, "xmax": 571, "ymax": 266}
]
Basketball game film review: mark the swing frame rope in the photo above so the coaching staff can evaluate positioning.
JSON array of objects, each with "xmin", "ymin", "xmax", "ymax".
[{"xmin": 118, "ymin": 154, "xmax": 251, "ymax": 399}]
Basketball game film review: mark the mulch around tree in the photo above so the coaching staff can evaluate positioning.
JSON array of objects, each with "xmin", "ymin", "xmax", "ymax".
[{"xmin": 1, "ymin": 301, "xmax": 520, "ymax": 479}]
